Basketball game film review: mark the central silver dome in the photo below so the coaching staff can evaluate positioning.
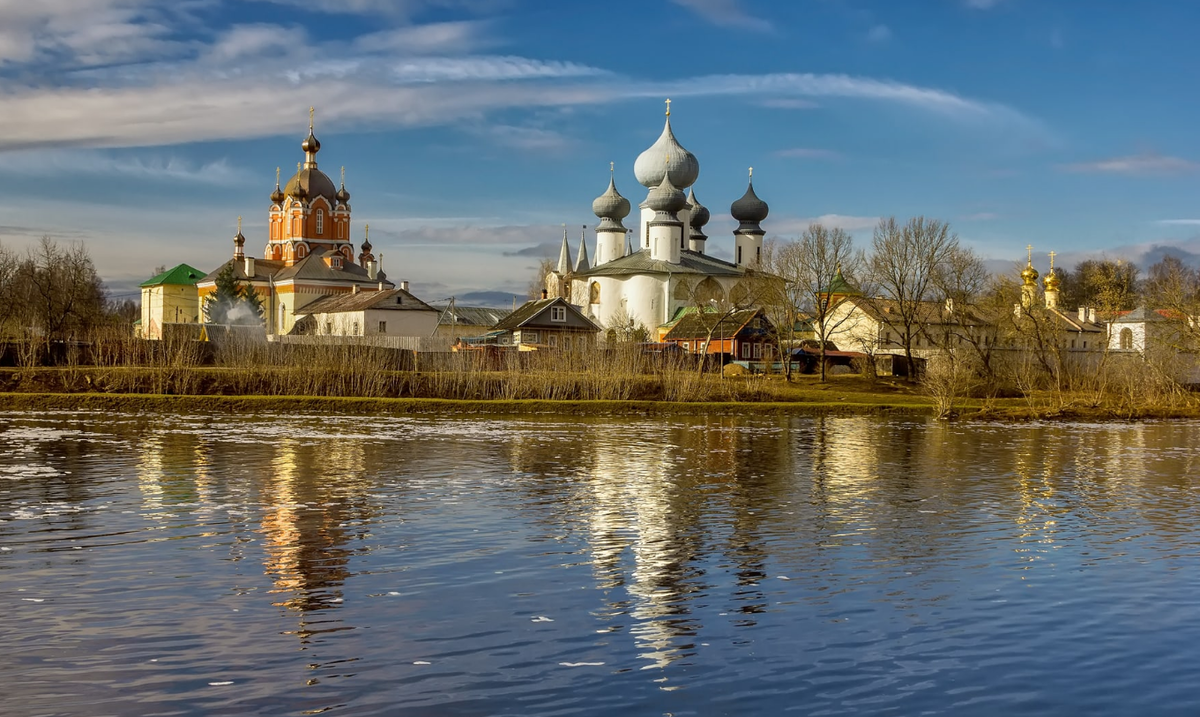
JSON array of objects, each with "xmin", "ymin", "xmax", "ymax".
[{"xmin": 633, "ymin": 117, "xmax": 699, "ymax": 189}]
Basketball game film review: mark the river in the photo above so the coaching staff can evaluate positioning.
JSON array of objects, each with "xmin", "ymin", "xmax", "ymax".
[{"xmin": 2, "ymin": 410, "xmax": 1199, "ymax": 716}]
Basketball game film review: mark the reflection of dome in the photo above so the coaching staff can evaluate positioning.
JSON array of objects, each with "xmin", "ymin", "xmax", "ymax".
[
  {"xmin": 1043, "ymin": 269, "xmax": 1060, "ymax": 291},
  {"xmin": 646, "ymin": 174, "xmax": 687, "ymax": 214},
  {"xmin": 731, "ymin": 181, "xmax": 769, "ymax": 223},
  {"xmin": 633, "ymin": 117, "xmax": 699, "ymax": 189},
  {"xmin": 593, "ymin": 176, "xmax": 631, "ymax": 221},
  {"xmin": 285, "ymin": 168, "xmax": 337, "ymax": 204}
]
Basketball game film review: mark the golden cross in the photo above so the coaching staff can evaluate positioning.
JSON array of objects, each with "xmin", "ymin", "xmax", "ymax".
[
  {"xmin": 364, "ymin": 223, "xmax": 369, "ymax": 239},
  {"xmin": 1048, "ymin": 250, "xmax": 1057, "ymax": 270},
  {"xmin": 1026, "ymin": 244, "xmax": 1033, "ymax": 263},
  {"xmin": 296, "ymin": 161, "xmax": 301, "ymax": 173},
  {"xmin": 309, "ymin": 106, "xmax": 315, "ymax": 132},
  {"xmin": 665, "ymin": 98, "xmax": 671, "ymax": 117},
  {"xmin": 237, "ymin": 216, "xmax": 242, "ymax": 232},
  {"xmin": 275, "ymin": 166, "xmax": 280, "ymax": 185},
  {"xmin": 609, "ymin": 161, "xmax": 614, "ymax": 175},
  {"xmin": 749, "ymin": 166, "xmax": 754, "ymax": 180},
  {"xmin": 341, "ymin": 165, "xmax": 345, "ymax": 185}
]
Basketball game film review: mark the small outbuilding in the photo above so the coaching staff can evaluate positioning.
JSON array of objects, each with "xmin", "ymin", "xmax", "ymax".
[
  {"xmin": 294, "ymin": 287, "xmax": 439, "ymax": 337},
  {"xmin": 483, "ymin": 296, "xmax": 601, "ymax": 350}
]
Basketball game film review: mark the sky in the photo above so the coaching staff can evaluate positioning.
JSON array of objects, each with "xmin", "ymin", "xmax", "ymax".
[{"xmin": 1, "ymin": 0, "xmax": 1199, "ymax": 305}]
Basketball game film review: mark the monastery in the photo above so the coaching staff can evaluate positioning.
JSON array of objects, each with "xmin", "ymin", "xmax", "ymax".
[
  {"xmin": 195, "ymin": 110, "xmax": 393, "ymax": 335},
  {"xmin": 548, "ymin": 101, "xmax": 772, "ymax": 336}
]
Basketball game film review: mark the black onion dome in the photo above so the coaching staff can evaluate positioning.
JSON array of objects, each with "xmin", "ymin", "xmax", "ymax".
[
  {"xmin": 336, "ymin": 184, "xmax": 350, "ymax": 203},
  {"xmin": 731, "ymin": 182, "xmax": 769, "ymax": 223},
  {"xmin": 270, "ymin": 185, "xmax": 285, "ymax": 203},
  {"xmin": 646, "ymin": 174, "xmax": 687, "ymax": 214}
]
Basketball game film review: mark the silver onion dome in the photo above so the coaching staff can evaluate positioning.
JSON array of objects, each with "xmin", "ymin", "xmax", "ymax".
[
  {"xmin": 687, "ymin": 188, "xmax": 710, "ymax": 228},
  {"xmin": 592, "ymin": 175, "xmax": 631, "ymax": 221},
  {"xmin": 645, "ymin": 173, "xmax": 687, "ymax": 214},
  {"xmin": 633, "ymin": 116, "xmax": 699, "ymax": 189}
]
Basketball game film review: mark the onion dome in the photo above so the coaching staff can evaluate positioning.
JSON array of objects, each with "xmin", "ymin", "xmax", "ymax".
[
  {"xmin": 731, "ymin": 175, "xmax": 769, "ymax": 234},
  {"xmin": 687, "ymin": 188, "xmax": 710, "ymax": 228},
  {"xmin": 285, "ymin": 167, "xmax": 338, "ymax": 204},
  {"xmin": 1021, "ymin": 261, "xmax": 1039, "ymax": 286},
  {"xmin": 1043, "ymin": 269, "xmax": 1060, "ymax": 291},
  {"xmin": 336, "ymin": 183, "xmax": 350, "ymax": 204},
  {"xmin": 593, "ymin": 169, "xmax": 631, "ymax": 233},
  {"xmin": 633, "ymin": 111, "xmax": 699, "ymax": 189},
  {"xmin": 645, "ymin": 173, "xmax": 687, "ymax": 215},
  {"xmin": 301, "ymin": 129, "xmax": 321, "ymax": 155},
  {"xmin": 270, "ymin": 167, "xmax": 285, "ymax": 204}
]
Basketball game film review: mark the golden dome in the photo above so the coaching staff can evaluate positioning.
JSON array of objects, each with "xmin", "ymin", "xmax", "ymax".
[
  {"xmin": 1021, "ymin": 262, "xmax": 1039, "ymax": 286},
  {"xmin": 1043, "ymin": 269, "xmax": 1060, "ymax": 291}
]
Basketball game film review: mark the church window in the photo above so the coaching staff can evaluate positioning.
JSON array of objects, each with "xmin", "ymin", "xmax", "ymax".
[
  {"xmin": 551, "ymin": 306, "xmax": 566, "ymax": 322},
  {"xmin": 756, "ymin": 246, "xmax": 761, "ymax": 264},
  {"xmin": 590, "ymin": 282, "xmax": 601, "ymax": 304},
  {"xmin": 737, "ymin": 246, "xmax": 743, "ymax": 265},
  {"xmin": 1120, "ymin": 327, "xmax": 1133, "ymax": 350},
  {"xmin": 337, "ymin": 221, "xmax": 344, "ymax": 239},
  {"xmin": 316, "ymin": 209, "xmax": 324, "ymax": 235}
]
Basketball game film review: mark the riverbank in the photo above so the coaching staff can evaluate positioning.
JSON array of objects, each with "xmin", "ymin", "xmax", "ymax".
[{"xmin": 2, "ymin": 388, "xmax": 1197, "ymax": 421}]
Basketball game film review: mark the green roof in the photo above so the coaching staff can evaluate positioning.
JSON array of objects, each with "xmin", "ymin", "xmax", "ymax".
[{"xmin": 140, "ymin": 263, "xmax": 206, "ymax": 288}]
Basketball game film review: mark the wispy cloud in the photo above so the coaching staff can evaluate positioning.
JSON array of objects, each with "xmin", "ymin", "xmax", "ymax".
[
  {"xmin": 353, "ymin": 20, "xmax": 496, "ymax": 55},
  {"xmin": 865, "ymin": 24, "xmax": 892, "ymax": 42},
  {"xmin": 963, "ymin": 211, "xmax": 999, "ymax": 221},
  {"xmin": 1060, "ymin": 152, "xmax": 1198, "ymax": 176},
  {"xmin": 963, "ymin": 0, "xmax": 1004, "ymax": 8},
  {"xmin": 775, "ymin": 147, "xmax": 841, "ymax": 160},
  {"xmin": 758, "ymin": 98, "xmax": 820, "ymax": 110},
  {"xmin": 773, "ymin": 214, "xmax": 881, "ymax": 234},
  {"xmin": 1155, "ymin": 219, "xmax": 1200, "ymax": 226},
  {"xmin": 668, "ymin": 0, "xmax": 773, "ymax": 32},
  {"xmin": 0, "ymin": 149, "xmax": 252, "ymax": 184}
]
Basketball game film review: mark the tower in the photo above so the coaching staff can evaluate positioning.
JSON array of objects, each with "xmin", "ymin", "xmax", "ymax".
[
  {"xmin": 633, "ymin": 99, "xmax": 698, "ymax": 255},
  {"xmin": 1020, "ymin": 244, "xmax": 1040, "ymax": 308},
  {"xmin": 266, "ymin": 108, "xmax": 353, "ymax": 266},
  {"xmin": 731, "ymin": 168, "xmax": 768, "ymax": 268},
  {"xmin": 687, "ymin": 188, "xmax": 710, "ymax": 254},
  {"xmin": 1043, "ymin": 250, "xmax": 1060, "ymax": 309},
  {"xmin": 592, "ymin": 162, "xmax": 631, "ymax": 266}
]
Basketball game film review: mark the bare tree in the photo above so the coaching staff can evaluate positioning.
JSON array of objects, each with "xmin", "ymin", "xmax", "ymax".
[
  {"xmin": 774, "ymin": 224, "xmax": 865, "ymax": 381},
  {"xmin": 1144, "ymin": 255, "xmax": 1200, "ymax": 351},
  {"xmin": 0, "ymin": 241, "xmax": 19, "ymax": 337},
  {"xmin": 528, "ymin": 258, "xmax": 555, "ymax": 300},
  {"xmin": 677, "ymin": 273, "xmax": 774, "ymax": 375},
  {"xmin": 19, "ymin": 236, "xmax": 107, "ymax": 343},
  {"xmin": 864, "ymin": 216, "xmax": 959, "ymax": 381}
]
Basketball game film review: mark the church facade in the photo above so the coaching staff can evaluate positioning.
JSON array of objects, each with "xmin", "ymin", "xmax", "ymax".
[
  {"xmin": 547, "ymin": 103, "xmax": 772, "ymax": 337},
  {"xmin": 196, "ymin": 111, "xmax": 394, "ymax": 335}
]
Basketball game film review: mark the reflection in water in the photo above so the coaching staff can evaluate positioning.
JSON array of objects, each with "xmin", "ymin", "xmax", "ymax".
[{"xmin": 3, "ymin": 411, "xmax": 1200, "ymax": 717}]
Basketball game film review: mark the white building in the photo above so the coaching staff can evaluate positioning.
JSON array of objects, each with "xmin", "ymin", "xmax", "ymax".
[
  {"xmin": 294, "ymin": 286, "xmax": 439, "ymax": 337},
  {"xmin": 548, "ymin": 103, "xmax": 771, "ymax": 337}
]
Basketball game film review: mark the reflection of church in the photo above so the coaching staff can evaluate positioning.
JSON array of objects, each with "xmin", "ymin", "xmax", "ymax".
[
  {"xmin": 196, "ymin": 110, "xmax": 394, "ymax": 335},
  {"xmin": 547, "ymin": 101, "xmax": 771, "ymax": 335}
]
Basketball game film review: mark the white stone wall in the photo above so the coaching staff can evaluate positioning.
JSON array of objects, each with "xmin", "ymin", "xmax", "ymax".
[{"xmin": 312, "ymin": 308, "xmax": 438, "ymax": 337}]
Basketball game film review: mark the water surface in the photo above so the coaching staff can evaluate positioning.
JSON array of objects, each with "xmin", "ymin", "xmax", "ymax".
[{"xmin": 2, "ymin": 410, "xmax": 1199, "ymax": 716}]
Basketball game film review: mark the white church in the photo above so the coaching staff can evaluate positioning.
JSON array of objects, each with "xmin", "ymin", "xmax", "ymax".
[{"xmin": 547, "ymin": 101, "xmax": 772, "ymax": 336}]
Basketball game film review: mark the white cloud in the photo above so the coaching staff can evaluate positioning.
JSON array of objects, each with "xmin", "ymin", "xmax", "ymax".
[
  {"xmin": 668, "ymin": 0, "xmax": 773, "ymax": 32},
  {"xmin": 1155, "ymin": 219, "xmax": 1200, "ymax": 226},
  {"xmin": 1060, "ymin": 152, "xmax": 1198, "ymax": 176},
  {"xmin": 0, "ymin": 149, "xmax": 251, "ymax": 184},
  {"xmin": 865, "ymin": 24, "xmax": 892, "ymax": 42},
  {"xmin": 758, "ymin": 98, "xmax": 820, "ymax": 110},
  {"xmin": 353, "ymin": 20, "xmax": 495, "ymax": 55},
  {"xmin": 963, "ymin": 212, "xmax": 999, "ymax": 221},
  {"xmin": 206, "ymin": 24, "xmax": 307, "ymax": 63},
  {"xmin": 773, "ymin": 214, "xmax": 881, "ymax": 235},
  {"xmin": 775, "ymin": 147, "xmax": 841, "ymax": 160}
]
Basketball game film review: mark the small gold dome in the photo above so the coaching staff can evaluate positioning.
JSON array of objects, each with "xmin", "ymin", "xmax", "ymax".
[
  {"xmin": 1021, "ymin": 262, "xmax": 1039, "ymax": 286},
  {"xmin": 1043, "ymin": 269, "xmax": 1060, "ymax": 291}
]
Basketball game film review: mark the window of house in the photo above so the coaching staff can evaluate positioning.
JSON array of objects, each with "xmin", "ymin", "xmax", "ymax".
[
  {"xmin": 551, "ymin": 306, "xmax": 566, "ymax": 322},
  {"xmin": 1083, "ymin": 341, "xmax": 1087, "ymax": 349},
  {"xmin": 1120, "ymin": 327, "xmax": 1133, "ymax": 350},
  {"xmin": 753, "ymin": 343, "xmax": 762, "ymax": 359},
  {"xmin": 683, "ymin": 341, "xmax": 690, "ymax": 351},
  {"xmin": 325, "ymin": 322, "xmax": 332, "ymax": 334},
  {"xmin": 353, "ymin": 321, "xmax": 359, "ymax": 335},
  {"xmin": 316, "ymin": 209, "xmax": 324, "ymax": 235},
  {"xmin": 549, "ymin": 334, "xmax": 558, "ymax": 347},
  {"xmin": 378, "ymin": 321, "xmax": 386, "ymax": 334},
  {"xmin": 741, "ymin": 343, "xmax": 750, "ymax": 359},
  {"xmin": 1071, "ymin": 339, "xmax": 1076, "ymax": 348},
  {"xmin": 524, "ymin": 331, "xmax": 539, "ymax": 344}
]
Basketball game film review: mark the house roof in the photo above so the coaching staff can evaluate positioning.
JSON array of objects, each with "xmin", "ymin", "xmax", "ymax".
[
  {"xmin": 141, "ymin": 263, "xmax": 206, "ymax": 288},
  {"xmin": 432, "ymin": 305, "xmax": 509, "ymax": 328},
  {"xmin": 574, "ymin": 247, "xmax": 747, "ymax": 278},
  {"xmin": 493, "ymin": 297, "xmax": 600, "ymax": 332},
  {"xmin": 662, "ymin": 308, "xmax": 769, "ymax": 341},
  {"xmin": 299, "ymin": 288, "xmax": 435, "ymax": 314},
  {"xmin": 199, "ymin": 249, "xmax": 392, "ymax": 287},
  {"xmin": 1110, "ymin": 307, "xmax": 1175, "ymax": 323}
]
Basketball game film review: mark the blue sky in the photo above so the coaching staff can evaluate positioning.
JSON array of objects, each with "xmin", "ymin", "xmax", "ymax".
[{"xmin": 1, "ymin": 0, "xmax": 1198, "ymax": 302}]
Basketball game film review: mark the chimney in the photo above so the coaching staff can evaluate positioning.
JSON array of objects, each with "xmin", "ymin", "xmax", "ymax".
[
  {"xmin": 1078, "ymin": 307, "xmax": 1087, "ymax": 322},
  {"xmin": 377, "ymin": 282, "xmax": 384, "ymax": 291},
  {"xmin": 367, "ymin": 260, "xmax": 377, "ymax": 280},
  {"xmin": 244, "ymin": 257, "xmax": 254, "ymax": 277},
  {"xmin": 541, "ymin": 289, "xmax": 548, "ymax": 299},
  {"xmin": 400, "ymin": 280, "xmax": 410, "ymax": 292},
  {"xmin": 1088, "ymin": 307, "xmax": 1096, "ymax": 323},
  {"xmin": 352, "ymin": 284, "xmax": 360, "ymax": 294}
]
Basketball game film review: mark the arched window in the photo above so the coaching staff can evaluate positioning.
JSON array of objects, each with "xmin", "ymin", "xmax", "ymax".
[
  {"xmin": 1120, "ymin": 327, "xmax": 1134, "ymax": 350},
  {"xmin": 590, "ymin": 281, "xmax": 601, "ymax": 304},
  {"xmin": 316, "ymin": 209, "xmax": 324, "ymax": 235}
]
